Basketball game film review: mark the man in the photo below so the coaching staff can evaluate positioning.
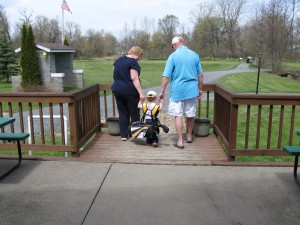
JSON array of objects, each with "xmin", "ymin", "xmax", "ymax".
[{"xmin": 159, "ymin": 36, "xmax": 203, "ymax": 149}]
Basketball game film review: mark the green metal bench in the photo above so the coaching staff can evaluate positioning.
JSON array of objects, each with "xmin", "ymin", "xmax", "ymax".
[
  {"xmin": 283, "ymin": 130, "xmax": 300, "ymax": 187},
  {"xmin": 0, "ymin": 130, "xmax": 30, "ymax": 180}
]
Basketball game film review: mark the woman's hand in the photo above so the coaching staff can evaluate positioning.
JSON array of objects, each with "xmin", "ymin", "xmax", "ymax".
[{"xmin": 139, "ymin": 93, "xmax": 145, "ymax": 102}]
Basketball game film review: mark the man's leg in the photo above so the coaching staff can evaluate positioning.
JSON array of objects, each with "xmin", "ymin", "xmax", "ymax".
[
  {"xmin": 186, "ymin": 117, "xmax": 194, "ymax": 142},
  {"xmin": 175, "ymin": 116, "xmax": 184, "ymax": 146},
  {"xmin": 184, "ymin": 97, "xmax": 197, "ymax": 143}
]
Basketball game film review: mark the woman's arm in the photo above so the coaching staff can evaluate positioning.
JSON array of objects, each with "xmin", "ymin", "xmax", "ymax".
[{"xmin": 130, "ymin": 69, "xmax": 145, "ymax": 102}]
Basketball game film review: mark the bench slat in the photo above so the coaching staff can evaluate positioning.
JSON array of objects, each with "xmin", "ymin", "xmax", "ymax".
[
  {"xmin": 0, "ymin": 133, "xmax": 30, "ymax": 141},
  {"xmin": 283, "ymin": 146, "xmax": 300, "ymax": 155}
]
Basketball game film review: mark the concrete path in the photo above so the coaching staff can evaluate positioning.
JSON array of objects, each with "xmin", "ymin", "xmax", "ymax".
[{"xmin": 0, "ymin": 160, "xmax": 299, "ymax": 225}]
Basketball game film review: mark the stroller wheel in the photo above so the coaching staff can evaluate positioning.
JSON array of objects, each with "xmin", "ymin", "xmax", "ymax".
[{"xmin": 161, "ymin": 125, "xmax": 169, "ymax": 133}]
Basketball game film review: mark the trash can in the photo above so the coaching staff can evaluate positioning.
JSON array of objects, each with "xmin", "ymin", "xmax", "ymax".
[
  {"xmin": 107, "ymin": 117, "xmax": 120, "ymax": 135},
  {"xmin": 193, "ymin": 118, "xmax": 211, "ymax": 137}
]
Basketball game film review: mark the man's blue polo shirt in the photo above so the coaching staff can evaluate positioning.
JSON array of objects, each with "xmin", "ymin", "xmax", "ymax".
[{"xmin": 163, "ymin": 46, "xmax": 202, "ymax": 101}]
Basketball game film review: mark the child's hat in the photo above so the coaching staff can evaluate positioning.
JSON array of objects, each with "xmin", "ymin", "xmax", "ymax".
[{"xmin": 147, "ymin": 90, "xmax": 157, "ymax": 98}]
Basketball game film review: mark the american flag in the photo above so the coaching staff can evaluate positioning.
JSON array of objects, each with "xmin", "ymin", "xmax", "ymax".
[{"xmin": 61, "ymin": 0, "xmax": 72, "ymax": 13}]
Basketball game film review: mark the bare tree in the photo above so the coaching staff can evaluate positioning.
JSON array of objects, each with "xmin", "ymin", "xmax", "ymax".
[
  {"xmin": 192, "ymin": 15, "xmax": 226, "ymax": 57},
  {"xmin": 32, "ymin": 16, "xmax": 61, "ymax": 43},
  {"xmin": 47, "ymin": 18, "xmax": 61, "ymax": 43},
  {"xmin": 103, "ymin": 32, "xmax": 117, "ymax": 56},
  {"xmin": 158, "ymin": 15, "xmax": 179, "ymax": 45},
  {"xmin": 258, "ymin": 0, "xmax": 298, "ymax": 72},
  {"xmin": 140, "ymin": 16, "xmax": 156, "ymax": 36},
  {"xmin": 82, "ymin": 29, "xmax": 105, "ymax": 58},
  {"xmin": 119, "ymin": 22, "xmax": 132, "ymax": 54},
  {"xmin": 19, "ymin": 9, "xmax": 33, "ymax": 26},
  {"xmin": 293, "ymin": 17, "xmax": 300, "ymax": 60},
  {"xmin": 216, "ymin": 0, "xmax": 247, "ymax": 57},
  {"xmin": 190, "ymin": 3, "xmax": 215, "ymax": 24},
  {"xmin": 190, "ymin": 3, "xmax": 226, "ymax": 57},
  {"xmin": 64, "ymin": 21, "xmax": 81, "ymax": 45}
]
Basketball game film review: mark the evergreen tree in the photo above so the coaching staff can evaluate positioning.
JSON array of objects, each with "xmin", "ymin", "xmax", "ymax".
[
  {"xmin": 20, "ymin": 23, "xmax": 28, "ymax": 86},
  {"xmin": 20, "ymin": 23, "xmax": 27, "ymax": 71},
  {"xmin": 0, "ymin": 30, "xmax": 20, "ymax": 82},
  {"xmin": 21, "ymin": 24, "xmax": 41, "ymax": 87},
  {"xmin": 63, "ymin": 38, "xmax": 69, "ymax": 46}
]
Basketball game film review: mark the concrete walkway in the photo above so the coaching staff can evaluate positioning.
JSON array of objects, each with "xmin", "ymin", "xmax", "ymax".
[{"xmin": 0, "ymin": 160, "xmax": 299, "ymax": 225}]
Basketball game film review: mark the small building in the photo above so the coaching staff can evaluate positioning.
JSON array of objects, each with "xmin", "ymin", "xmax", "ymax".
[{"xmin": 14, "ymin": 43, "xmax": 84, "ymax": 92}]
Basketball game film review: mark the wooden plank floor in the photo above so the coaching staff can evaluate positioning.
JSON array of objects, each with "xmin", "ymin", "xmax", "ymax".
[{"xmin": 72, "ymin": 131, "xmax": 229, "ymax": 165}]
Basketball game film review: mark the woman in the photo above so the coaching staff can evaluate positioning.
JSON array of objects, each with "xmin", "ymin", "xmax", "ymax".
[{"xmin": 112, "ymin": 46, "xmax": 145, "ymax": 141}]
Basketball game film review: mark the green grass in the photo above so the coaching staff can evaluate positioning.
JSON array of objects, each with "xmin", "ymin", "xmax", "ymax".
[
  {"xmin": 216, "ymin": 71, "xmax": 300, "ymax": 93},
  {"xmin": 0, "ymin": 58, "xmax": 241, "ymax": 91},
  {"xmin": 73, "ymin": 58, "xmax": 241, "ymax": 88},
  {"xmin": 281, "ymin": 60, "xmax": 300, "ymax": 72},
  {"xmin": 73, "ymin": 59, "xmax": 115, "ymax": 86},
  {"xmin": 0, "ymin": 82, "xmax": 13, "ymax": 92}
]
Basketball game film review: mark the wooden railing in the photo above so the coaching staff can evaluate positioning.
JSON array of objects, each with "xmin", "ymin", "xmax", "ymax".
[
  {"xmin": 0, "ymin": 83, "xmax": 299, "ymax": 160},
  {"xmin": 213, "ymin": 84, "xmax": 300, "ymax": 160},
  {"xmin": 0, "ymin": 85, "xmax": 102, "ymax": 156}
]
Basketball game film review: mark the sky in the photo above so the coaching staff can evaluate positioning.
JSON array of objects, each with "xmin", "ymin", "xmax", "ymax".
[{"xmin": 1, "ymin": 0, "xmax": 208, "ymax": 37}]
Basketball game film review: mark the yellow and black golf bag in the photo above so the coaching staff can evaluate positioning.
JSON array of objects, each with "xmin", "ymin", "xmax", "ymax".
[{"xmin": 128, "ymin": 102, "xmax": 169, "ymax": 140}]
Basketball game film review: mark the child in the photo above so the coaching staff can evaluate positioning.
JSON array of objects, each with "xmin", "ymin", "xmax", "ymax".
[{"xmin": 138, "ymin": 90, "xmax": 163, "ymax": 147}]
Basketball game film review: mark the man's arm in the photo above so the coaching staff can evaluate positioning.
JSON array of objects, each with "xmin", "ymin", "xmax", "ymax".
[
  {"xmin": 198, "ymin": 73, "xmax": 203, "ymax": 99},
  {"xmin": 159, "ymin": 76, "xmax": 169, "ymax": 101}
]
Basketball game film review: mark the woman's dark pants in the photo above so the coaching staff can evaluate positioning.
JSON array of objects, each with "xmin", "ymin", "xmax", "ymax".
[{"xmin": 113, "ymin": 92, "xmax": 140, "ymax": 138}]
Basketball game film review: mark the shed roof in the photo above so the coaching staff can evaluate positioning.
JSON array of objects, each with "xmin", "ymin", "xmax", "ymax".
[{"xmin": 15, "ymin": 43, "xmax": 76, "ymax": 53}]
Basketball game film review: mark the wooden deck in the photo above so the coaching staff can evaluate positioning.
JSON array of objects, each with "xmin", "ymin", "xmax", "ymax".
[{"xmin": 71, "ymin": 131, "xmax": 229, "ymax": 165}]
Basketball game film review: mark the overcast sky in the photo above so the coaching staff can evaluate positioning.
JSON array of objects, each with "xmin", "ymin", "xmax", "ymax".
[{"xmin": 2, "ymin": 0, "xmax": 261, "ymax": 37}]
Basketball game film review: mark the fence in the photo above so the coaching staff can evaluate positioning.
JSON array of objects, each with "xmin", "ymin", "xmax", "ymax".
[{"xmin": 1, "ymin": 83, "xmax": 299, "ymax": 160}]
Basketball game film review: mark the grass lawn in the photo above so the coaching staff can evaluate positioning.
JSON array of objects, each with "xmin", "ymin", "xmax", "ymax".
[
  {"xmin": 73, "ymin": 58, "xmax": 241, "ymax": 88},
  {"xmin": 216, "ymin": 71, "xmax": 300, "ymax": 93},
  {"xmin": 281, "ymin": 60, "xmax": 300, "ymax": 72},
  {"xmin": 0, "ymin": 82, "xmax": 14, "ymax": 92}
]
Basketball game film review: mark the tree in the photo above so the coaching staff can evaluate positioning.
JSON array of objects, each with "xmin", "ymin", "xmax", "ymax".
[
  {"xmin": 0, "ymin": 5, "xmax": 10, "ymax": 40},
  {"xmin": 248, "ymin": 0, "xmax": 298, "ymax": 73},
  {"xmin": 119, "ymin": 22, "xmax": 136, "ymax": 54},
  {"xmin": 103, "ymin": 33, "xmax": 117, "ymax": 56},
  {"xmin": 148, "ymin": 31, "xmax": 166, "ymax": 59},
  {"xmin": 64, "ymin": 21, "xmax": 81, "ymax": 46},
  {"xmin": 216, "ymin": 0, "xmax": 247, "ymax": 57},
  {"xmin": 192, "ymin": 16, "xmax": 225, "ymax": 57},
  {"xmin": 82, "ymin": 29, "xmax": 105, "ymax": 58},
  {"xmin": 158, "ymin": 15, "xmax": 179, "ymax": 44},
  {"xmin": 19, "ymin": 8, "xmax": 33, "ymax": 27},
  {"xmin": 190, "ymin": 3, "xmax": 226, "ymax": 57},
  {"xmin": 0, "ymin": 30, "xmax": 20, "ymax": 82},
  {"xmin": 33, "ymin": 16, "xmax": 61, "ymax": 43},
  {"xmin": 63, "ymin": 38, "xmax": 69, "ymax": 46},
  {"xmin": 21, "ymin": 24, "xmax": 41, "ymax": 87},
  {"xmin": 20, "ymin": 23, "xmax": 27, "ymax": 72}
]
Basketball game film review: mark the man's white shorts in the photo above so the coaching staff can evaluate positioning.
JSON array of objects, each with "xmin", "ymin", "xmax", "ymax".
[{"xmin": 168, "ymin": 97, "xmax": 197, "ymax": 117}]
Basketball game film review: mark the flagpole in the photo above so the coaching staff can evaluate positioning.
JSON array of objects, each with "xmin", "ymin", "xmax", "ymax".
[{"xmin": 62, "ymin": 8, "xmax": 64, "ymax": 44}]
